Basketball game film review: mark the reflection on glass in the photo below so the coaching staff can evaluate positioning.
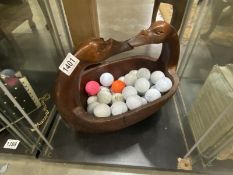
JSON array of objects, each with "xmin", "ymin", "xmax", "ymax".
[
  {"xmin": 179, "ymin": 0, "xmax": 233, "ymax": 111},
  {"xmin": 0, "ymin": 0, "xmax": 61, "ymax": 151},
  {"xmin": 178, "ymin": 0, "xmax": 233, "ymax": 166}
]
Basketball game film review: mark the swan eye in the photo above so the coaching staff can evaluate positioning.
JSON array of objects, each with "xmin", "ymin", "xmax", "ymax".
[{"xmin": 154, "ymin": 30, "xmax": 164, "ymax": 35}]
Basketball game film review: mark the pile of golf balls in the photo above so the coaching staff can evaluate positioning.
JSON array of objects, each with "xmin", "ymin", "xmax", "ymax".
[{"xmin": 85, "ymin": 68, "xmax": 172, "ymax": 118}]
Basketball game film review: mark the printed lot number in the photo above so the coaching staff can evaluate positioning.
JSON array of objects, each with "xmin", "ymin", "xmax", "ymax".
[
  {"xmin": 59, "ymin": 53, "xmax": 80, "ymax": 76},
  {"xmin": 3, "ymin": 139, "xmax": 20, "ymax": 149}
]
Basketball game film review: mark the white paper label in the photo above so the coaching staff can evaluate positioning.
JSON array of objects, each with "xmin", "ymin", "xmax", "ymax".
[
  {"xmin": 59, "ymin": 53, "xmax": 80, "ymax": 76},
  {"xmin": 3, "ymin": 139, "xmax": 20, "ymax": 149}
]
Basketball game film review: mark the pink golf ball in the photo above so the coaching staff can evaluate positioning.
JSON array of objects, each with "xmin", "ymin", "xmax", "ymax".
[{"xmin": 85, "ymin": 81, "xmax": 100, "ymax": 96}]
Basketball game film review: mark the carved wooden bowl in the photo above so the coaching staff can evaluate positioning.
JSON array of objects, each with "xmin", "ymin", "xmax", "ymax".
[{"xmin": 54, "ymin": 21, "xmax": 180, "ymax": 133}]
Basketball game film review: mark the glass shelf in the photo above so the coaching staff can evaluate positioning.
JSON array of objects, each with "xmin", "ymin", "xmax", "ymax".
[{"xmin": 0, "ymin": 0, "xmax": 70, "ymax": 155}]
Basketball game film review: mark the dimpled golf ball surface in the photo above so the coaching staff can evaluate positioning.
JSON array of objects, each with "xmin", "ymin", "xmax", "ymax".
[
  {"xmin": 150, "ymin": 71, "xmax": 165, "ymax": 84},
  {"xmin": 124, "ymin": 73, "xmax": 137, "ymax": 86},
  {"xmin": 118, "ymin": 76, "xmax": 125, "ymax": 82},
  {"xmin": 100, "ymin": 72, "xmax": 114, "ymax": 87},
  {"xmin": 144, "ymin": 89, "xmax": 161, "ymax": 102},
  {"xmin": 111, "ymin": 101, "xmax": 128, "ymax": 116},
  {"xmin": 94, "ymin": 103, "xmax": 111, "ymax": 117},
  {"xmin": 97, "ymin": 90, "xmax": 112, "ymax": 104},
  {"xmin": 112, "ymin": 93, "xmax": 124, "ymax": 103},
  {"xmin": 122, "ymin": 86, "xmax": 137, "ymax": 100},
  {"xmin": 87, "ymin": 96, "xmax": 97, "ymax": 104},
  {"xmin": 137, "ymin": 68, "xmax": 151, "ymax": 80},
  {"xmin": 100, "ymin": 86, "xmax": 110, "ymax": 92},
  {"xmin": 155, "ymin": 77, "xmax": 172, "ymax": 93},
  {"xmin": 85, "ymin": 81, "xmax": 100, "ymax": 96},
  {"xmin": 140, "ymin": 97, "xmax": 148, "ymax": 105},
  {"xmin": 150, "ymin": 85, "xmax": 157, "ymax": 89},
  {"xmin": 134, "ymin": 78, "xmax": 150, "ymax": 94},
  {"xmin": 129, "ymin": 70, "xmax": 138, "ymax": 76},
  {"xmin": 126, "ymin": 95, "xmax": 142, "ymax": 110},
  {"xmin": 87, "ymin": 102, "xmax": 99, "ymax": 114}
]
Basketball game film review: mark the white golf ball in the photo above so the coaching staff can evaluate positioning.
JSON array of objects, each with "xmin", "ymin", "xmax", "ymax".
[
  {"xmin": 136, "ymin": 68, "xmax": 151, "ymax": 80},
  {"xmin": 140, "ymin": 97, "xmax": 148, "ymax": 105},
  {"xmin": 124, "ymin": 73, "xmax": 137, "ymax": 86},
  {"xmin": 129, "ymin": 70, "xmax": 138, "ymax": 76},
  {"xmin": 134, "ymin": 78, "xmax": 150, "ymax": 94},
  {"xmin": 122, "ymin": 86, "xmax": 137, "ymax": 100},
  {"xmin": 112, "ymin": 93, "xmax": 124, "ymax": 103},
  {"xmin": 111, "ymin": 101, "xmax": 128, "ymax": 116},
  {"xmin": 150, "ymin": 85, "xmax": 157, "ymax": 89},
  {"xmin": 155, "ymin": 77, "xmax": 172, "ymax": 93},
  {"xmin": 100, "ymin": 86, "xmax": 110, "ymax": 92},
  {"xmin": 93, "ymin": 103, "xmax": 111, "ymax": 117},
  {"xmin": 87, "ymin": 96, "xmax": 97, "ymax": 104},
  {"xmin": 100, "ymin": 72, "xmax": 114, "ymax": 87},
  {"xmin": 97, "ymin": 90, "xmax": 112, "ymax": 104},
  {"xmin": 118, "ymin": 76, "xmax": 125, "ymax": 82},
  {"xmin": 150, "ymin": 71, "xmax": 165, "ymax": 84},
  {"xmin": 144, "ymin": 89, "xmax": 161, "ymax": 102},
  {"xmin": 126, "ymin": 95, "xmax": 142, "ymax": 110},
  {"xmin": 87, "ymin": 102, "xmax": 99, "ymax": 114}
]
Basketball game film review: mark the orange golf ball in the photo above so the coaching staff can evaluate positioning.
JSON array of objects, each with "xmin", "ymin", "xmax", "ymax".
[{"xmin": 111, "ymin": 80, "xmax": 126, "ymax": 93}]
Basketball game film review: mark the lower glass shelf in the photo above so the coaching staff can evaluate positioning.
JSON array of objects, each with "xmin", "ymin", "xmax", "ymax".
[{"xmin": 40, "ymin": 97, "xmax": 187, "ymax": 170}]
